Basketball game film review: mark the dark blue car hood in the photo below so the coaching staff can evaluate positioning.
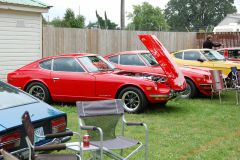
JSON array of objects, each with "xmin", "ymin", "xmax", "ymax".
[{"xmin": 0, "ymin": 101, "xmax": 65, "ymax": 132}]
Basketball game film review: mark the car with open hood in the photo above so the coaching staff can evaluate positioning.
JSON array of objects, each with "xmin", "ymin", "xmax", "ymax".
[
  {"xmin": 105, "ymin": 51, "xmax": 213, "ymax": 98},
  {"xmin": 7, "ymin": 35, "xmax": 186, "ymax": 113},
  {"xmin": 0, "ymin": 81, "xmax": 68, "ymax": 159},
  {"xmin": 172, "ymin": 49, "xmax": 240, "ymax": 77}
]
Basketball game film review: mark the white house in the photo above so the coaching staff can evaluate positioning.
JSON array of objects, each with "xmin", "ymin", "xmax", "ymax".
[
  {"xmin": 0, "ymin": 0, "xmax": 50, "ymax": 81},
  {"xmin": 213, "ymin": 14, "xmax": 240, "ymax": 32}
]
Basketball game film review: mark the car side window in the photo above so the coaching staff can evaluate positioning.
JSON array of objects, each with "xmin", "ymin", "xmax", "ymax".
[
  {"xmin": 183, "ymin": 51, "xmax": 201, "ymax": 61},
  {"xmin": 53, "ymin": 57, "xmax": 84, "ymax": 72},
  {"xmin": 109, "ymin": 56, "xmax": 119, "ymax": 64},
  {"xmin": 218, "ymin": 50, "xmax": 224, "ymax": 56},
  {"xmin": 39, "ymin": 59, "xmax": 52, "ymax": 70},
  {"xmin": 120, "ymin": 54, "xmax": 145, "ymax": 66},
  {"xmin": 174, "ymin": 52, "xmax": 183, "ymax": 59}
]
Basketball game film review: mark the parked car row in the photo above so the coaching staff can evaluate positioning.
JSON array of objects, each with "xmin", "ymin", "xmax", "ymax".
[
  {"xmin": 7, "ymin": 35, "xmax": 186, "ymax": 114},
  {"xmin": 7, "ymin": 35, "xmax": 240, "ymax": 110},
  {"xmin": 2, "ymin": 34, "xmax": 240, "ymax": 158},
  {"xmin": 1, "ymin": 34, "xmax": 188, "ymax": 158}
]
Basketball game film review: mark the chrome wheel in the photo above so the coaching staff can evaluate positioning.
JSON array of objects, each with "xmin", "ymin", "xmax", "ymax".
[
  {"xmin": 28, "ymin": 85, "xmax": 46, "ymax": 101},
  {"xmin": 121, "ymin": 91, "xmax": 141, "ymax": 112},
  {"xmin": 180, "ymin": 83, "xmax": 191, "ymax": 98}
]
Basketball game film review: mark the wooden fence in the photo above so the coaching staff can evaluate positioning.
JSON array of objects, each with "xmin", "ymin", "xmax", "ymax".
[
  {"xmin": 196, "ymin": 32, "xmax": 240, "ymax": 48},
  {"xmin": 43, "ymin": 26, "xmax": 197, "ymax": 57}
]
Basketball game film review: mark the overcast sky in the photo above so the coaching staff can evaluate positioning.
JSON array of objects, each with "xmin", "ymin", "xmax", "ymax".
[
  {"xmin": 41, "ymin": 0, "xmax": 240, "ymax": 27},
  {"xmin": 41, "ymin": 0, "xmax": 169, "ymax": 26}
]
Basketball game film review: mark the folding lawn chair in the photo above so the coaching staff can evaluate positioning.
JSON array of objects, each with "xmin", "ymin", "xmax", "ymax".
[
  {"xmin": 76, "ymin": 99, "xmax": 148, "ymax": 160},
  {"xmin": 0, "ymin": 149, "xmax": 19, "ymax": 160},
  {"xmin": 230, "ymin": 67, "xmax": 239, "ymax": 88},
  {"xmin": 21, "ymin": 111, "xmax": 80, "ymax": 160},
  {"xmin": 230, "ymin": 67, "xmax": 240, "ymax": 104},
  {"xmin": 210, "ymin": 70, "xmax": 225, "ymax": 104}
]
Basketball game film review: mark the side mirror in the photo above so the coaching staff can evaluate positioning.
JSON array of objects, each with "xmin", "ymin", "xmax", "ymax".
[{"xmin": 197, "ymin": 58, "xmax": 205, "ymax": 62}]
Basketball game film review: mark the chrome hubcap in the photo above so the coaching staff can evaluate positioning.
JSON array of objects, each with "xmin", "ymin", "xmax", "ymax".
[
  {"xmin": 29, "ymin": 85, "xmax": 45, "ymax": 100},
  {"xmin": 122, "ymin": 91, "xmax": 140, "ymax": 111},
  {"xmin": 181, "ymin": 83, "xmax": 191, "ymax": 98}
]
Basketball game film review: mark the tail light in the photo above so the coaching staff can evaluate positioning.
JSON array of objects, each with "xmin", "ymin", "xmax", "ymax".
[
  {"xmin": 223, "ymin": 49, "xmax": 228, "ymax": 58},
  {"xmin": 51, "ymin": 117, "xmax": 66, "ymax": 133},
  {"xmin": 0, "ymin": 130, "xmax": 21, "ymax": 150}
]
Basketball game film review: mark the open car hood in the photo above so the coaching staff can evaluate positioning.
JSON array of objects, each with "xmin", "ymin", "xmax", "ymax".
[{"xmin": 139, "ymin": 34, "xmax": 186, "ymax": 91}]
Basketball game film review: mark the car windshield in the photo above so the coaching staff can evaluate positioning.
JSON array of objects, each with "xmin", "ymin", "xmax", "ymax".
[
  {"xmin": 140, "ymin": 52, "xmax": 159, "ymax": 66},
  {"xmin": 0, "ymin": 81, "xmax": 38, "ymax": 110},
  {"xmin": 78, "ymin": 56, "xmax": 116, "ymax": 72},
  {"xmin": 201, "ymin": 50, "xmax": 225, "ymax": 61}
]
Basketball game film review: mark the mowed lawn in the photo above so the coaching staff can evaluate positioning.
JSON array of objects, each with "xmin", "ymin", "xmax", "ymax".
[{"xmin": 55, "ymin": 91, "xmax": 240, "ymax": 160}]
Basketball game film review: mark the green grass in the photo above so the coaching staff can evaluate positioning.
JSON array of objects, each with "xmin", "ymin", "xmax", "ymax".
[{"xmin": 54, "ymin": 91, "xmax": 240, "ymax": 160}]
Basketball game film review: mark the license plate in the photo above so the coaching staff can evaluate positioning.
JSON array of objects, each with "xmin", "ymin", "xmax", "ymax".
[{"xmin": 34, "ymin": 127, "xmax": 45, "ymax": 143}]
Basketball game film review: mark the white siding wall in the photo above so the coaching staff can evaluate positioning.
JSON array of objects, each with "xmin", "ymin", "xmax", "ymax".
[{"xmin": 0, "ymin": 10, "xmax": 42, "ymax": 81}]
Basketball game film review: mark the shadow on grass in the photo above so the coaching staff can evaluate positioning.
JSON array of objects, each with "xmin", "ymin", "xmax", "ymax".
[{"xmin": 145, "ymin": 104, "xmax": 186, "ymax": 115}]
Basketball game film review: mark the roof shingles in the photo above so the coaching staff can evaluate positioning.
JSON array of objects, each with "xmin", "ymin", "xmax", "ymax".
[{"xmin": 0, "ymin": 0, "xmax": 50, "ymax": 8}]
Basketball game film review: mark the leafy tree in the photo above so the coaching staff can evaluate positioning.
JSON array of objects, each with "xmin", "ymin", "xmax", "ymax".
[
  {"xmin": 87, "ymin": 21, "xmax": 98, "ymax": 28},
  {"xmin": 93, "ymin": 11, "xmax": 118, "ymax": 29},
  {"xmin": 104, "ymin": 12, "xmax": 118, "ymax": 29},
  {"xmin": 165, "ymin": 0, "xmax": 237, "ymax": 31},
  {"xmin": 50, "ymin": 8, "xmax": 85, "ymax": 28},
  {"xmin": 96, "ymin": 11, "xmax": 106, "ymax": 28},
  {"xmin": 127, "ymin": 2, "xmax": 169, "ymax": 31},
  {"xmin": 74, "ymin": 15, "xmax": 85, "ymax": 28},
  {"xmin": 63, "ymin": 8, "xmax": 75, "ymax": 27},
  {"xmin": 63, "ymin": 8, "xmax": 85, "ymax": 28},
  {"xmin": 50, "ymin": 17, "xmax": 64, "ymax": 27}
]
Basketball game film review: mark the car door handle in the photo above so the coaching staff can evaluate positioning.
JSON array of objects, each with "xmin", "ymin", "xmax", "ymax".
[{"xmin": 53, "ymin": 78, "xmax": 60, "ymax": 80}]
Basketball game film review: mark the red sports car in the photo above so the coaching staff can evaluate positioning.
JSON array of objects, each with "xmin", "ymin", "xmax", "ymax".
[
  {"xmin": 7, "ymin": 35, "xmax": 186, "ymax": 113},
  {"xmin": 105, "ymin": 51, "xmax": 213, "ymax": 98},
  {"xmin": 218, "ymin": 48, "xmax": 240, "ymax": 62}
]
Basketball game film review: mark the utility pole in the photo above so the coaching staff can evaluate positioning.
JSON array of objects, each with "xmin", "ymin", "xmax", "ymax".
[{"xmin": 121, "ymin": 0, "xmax": 125, "ymax": 30}]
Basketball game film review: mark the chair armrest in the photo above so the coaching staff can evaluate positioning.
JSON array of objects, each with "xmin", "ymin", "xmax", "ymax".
[
  {"xmin": 34, "ymin": 144, "xmax": 66, "ymax": 152},
  {"xmin": 126, "ymin": 122, "xmax": 144, "ymax": 126},
  {"xmin": 81, "ymin": 125, "xmax": 98, "ymax": 131},
  {"xmin": 44, "ymin": 131, "xmax": 73, "ymax": 139}
]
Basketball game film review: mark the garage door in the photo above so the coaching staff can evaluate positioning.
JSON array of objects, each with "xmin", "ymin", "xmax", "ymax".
[{"xmin": 0, "ymin": 10, "xmax": 42, "ymax": 81}]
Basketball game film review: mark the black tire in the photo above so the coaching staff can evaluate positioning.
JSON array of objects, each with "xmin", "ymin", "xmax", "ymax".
[
  {"xmin": 117, "ymin": 86, "xmax": 148, "ymax": 113},
  {"xmin": 180, "ymin": 78, "xmax": 198, "ymax": 98},
  {"xmin": 25, "ymin": 82, "xmax": 51, "ymax": 103}
]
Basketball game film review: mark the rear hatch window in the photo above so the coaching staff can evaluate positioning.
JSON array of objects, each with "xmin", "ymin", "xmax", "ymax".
[{"xmin": 0, "ymin": 81, "xmax": 38, "ymax": 110}]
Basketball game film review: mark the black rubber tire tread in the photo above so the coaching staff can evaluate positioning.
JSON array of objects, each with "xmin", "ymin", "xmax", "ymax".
[
  {"xmin": 25, "ymin": 82, "xmax": 51, "ymax": 103},
  {"xmin": 117, "ymin": 86, "xmax": 148, "ymax": 113},
  {"xmin": 186, "ymin": 78, "xmax": 198, "ymax": 98}
]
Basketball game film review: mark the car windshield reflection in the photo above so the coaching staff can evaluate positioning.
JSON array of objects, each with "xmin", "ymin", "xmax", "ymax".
[
  {"xmin": 0, "ymin": 81, "xmax": 38, "ymax": 110},
  {"xmin": 141, "ymin": 53, "xmax": 159, "ymax": 66},
  {"xmin": 201, "ymin": 50, "xmax": 225, "ymax": 61},
  {"xmin": 78, "ymin": 56, "xmax": 116, "ymax": 72}
]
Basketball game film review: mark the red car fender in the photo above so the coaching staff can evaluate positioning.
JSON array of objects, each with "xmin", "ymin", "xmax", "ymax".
[{"xmin": 23, "ymin": 79, "xmax": 50, "ymax": 92}]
